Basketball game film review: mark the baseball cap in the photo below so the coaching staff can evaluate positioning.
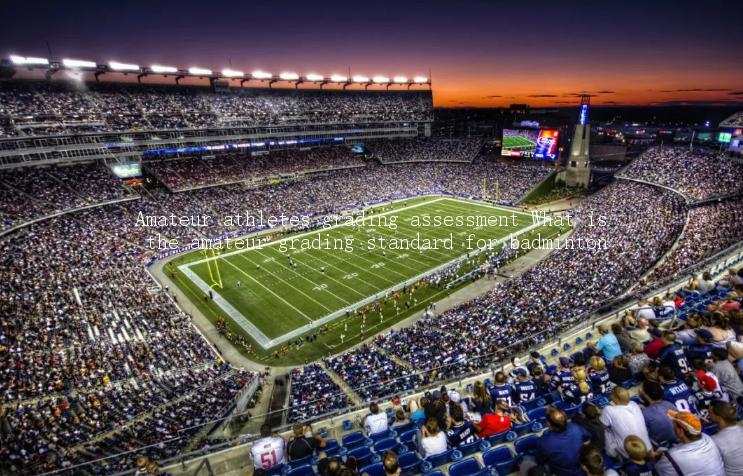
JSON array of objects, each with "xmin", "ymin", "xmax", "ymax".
[
  {"xmin": 648, "ymin": 328, "xmax": 662, "ymax": 337},
  {"xmin": 512, "ymin": 357, "xmax": 522, "ymax": 367},
  {"xmin": 695, "ymin": 371, "xmax": 717, "ymax": 391},
  {"xmin": 530, "ymin": 351, "xmax": 541, "ymax": 359},
  {"xmin": 515, "ymin": 368, "xmax": 528, "ymax": 377},
  {"xmin": 448, "ymin": 390, "xmax": 461, "ymax": 403},
  {"xmin": 694, "ymin": 328, "xmax": 713, "ymax": 341},
  {"xmin": 432, "ymin": 390, "xmax": 441, "ymax": 400},
  {"xmin": 667, "ymin": 410, "xmax": 701, "ymax": 435},
  {"xmin": 559, "ymin": 357, "xmax": 572, "ymax": 367}
]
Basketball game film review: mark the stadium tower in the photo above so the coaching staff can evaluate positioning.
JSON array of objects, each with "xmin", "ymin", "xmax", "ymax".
[{"xmin": 563, "ymin": 95, "xmax": 592, "ymax": 187}]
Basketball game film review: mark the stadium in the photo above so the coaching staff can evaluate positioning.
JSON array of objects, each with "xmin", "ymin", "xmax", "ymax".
[{"xmin": 2, "ymin": 3, "xmax": 743, "ymax": 476}]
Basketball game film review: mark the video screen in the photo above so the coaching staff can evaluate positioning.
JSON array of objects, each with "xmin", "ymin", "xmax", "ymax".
[
  {"xmin": 501, "ymin": 129, "xmax": 559, "ymax": 160},
  {"xmin": 110, "ymin": 163, "xmax": 142, "ymax": 178}
]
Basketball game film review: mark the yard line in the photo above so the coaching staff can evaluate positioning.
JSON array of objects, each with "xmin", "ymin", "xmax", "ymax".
[
  {"xmin": 229, "ymin": 252, "xmax": 338, "ymax": 313},
  {"xmin": 252, "ymin": 246, "xmax": 366, "ymax": 301},
  {"xmin": 218, "ymin": 257, "xmax": 315, "ymax": 323}
]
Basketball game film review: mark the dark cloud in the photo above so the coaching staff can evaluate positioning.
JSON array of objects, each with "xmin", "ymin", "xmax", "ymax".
[
  {"xmin": 729, "ymin": 91, "xmax": 743, "ymax": 96},
  {"xmin": 596, "ymin": 90, "xmax": 615, "ymax": 94},
  {"xmin": 527, "ymin": 94, "xmax": 558, "ymax": 98},
  {"xmin": 483, "ymin": 95, "xmax": 502, "ymax": 98},
  {"xmin": 649, "ymin": 99, "xmax": 742, "ymax": 106},
  {"xmin": 659, "ymin": 88, "xmax": 732, "ymax": 92}
]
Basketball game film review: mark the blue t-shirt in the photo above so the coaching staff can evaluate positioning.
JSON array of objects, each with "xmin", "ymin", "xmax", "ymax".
[
  {"xmin": 535, "ymin": 423, "xmax": 592, "ymax": 476},
  {"xmin": 597, "ymin": 334, "xmax": 622, "ymax": 361},
  {"xmin": 620, "ymin": 460, "xmax": 656, "ymax": 476},
  {"xmin": 641, "ymin": 401, "xmax": 678, "ymax": 445}
]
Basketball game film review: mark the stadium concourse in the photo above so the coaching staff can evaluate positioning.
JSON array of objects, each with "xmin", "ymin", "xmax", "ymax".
[{"xmin": 0, "ymin": 78, "xmax": 740, "ymax": 476}]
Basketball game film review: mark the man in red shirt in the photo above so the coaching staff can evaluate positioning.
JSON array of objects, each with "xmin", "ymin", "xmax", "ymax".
[
  {"xmin": 643, "ymin": 327, "xmax": 665, "ymax": 360},
  {"xmin": 473, "ymin": 399, "xmax": 511, "ymax": 437}
]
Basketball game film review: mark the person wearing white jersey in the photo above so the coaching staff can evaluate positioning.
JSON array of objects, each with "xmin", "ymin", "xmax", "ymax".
[
  {"xmin": 251, "ymin": 424, "xmax": 287, "ymax": 471},
  {"xmin": 362, "ymin": 402, "xmax": 389, "ymax": 436},
  {"xmin": 599, "ymin": 387, "xmax": 652, "ymax": 459},
  {"xmin": 653, "ymin": 410, "xmax": 725, "ymax": 476},
  {"xmin": 709, "ymin": 400, "xmax": 743, "ymax": 476}
]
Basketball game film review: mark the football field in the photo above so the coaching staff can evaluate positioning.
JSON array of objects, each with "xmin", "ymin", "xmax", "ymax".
[
  {"xmin": 172, "ymin": 196, "xmax": 556, "ymax": 360},
  {"xmin": 502, "ymin": 135, "xmax": 536, "ymax": 150}
]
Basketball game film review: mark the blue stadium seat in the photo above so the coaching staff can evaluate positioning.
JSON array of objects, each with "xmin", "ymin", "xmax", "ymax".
[
  {"xmin": 342, "ymin": 420, "xmax": 354, "ymax": 431},
  {"xmin": 520, "ymin": 397, "xmax": 545, "ymax": 411},
  {"xmin": 370, "ymin": 429, "xmax": 396, "ymax": 442},
  {"xmin": 373, "ymin": 437, "xmax": 398, "ymax": 454},
  {"xmin": 393, "ymin": 421, "xmax": 415, "ymax": 434},
  {"xmin": 482, "ymin": 447, "xmax": 520, "ymax": 476},
  {"xmin": 458, "ymin": 439, "xmax": 489, "ymax": 457},
  {"xmin": 398, "ymin": 429, "xmax": 418, "ymax": 452},
  {"xmin": 426, "ymin": 471, "xmax": 445, "ymax": 476},
  {"xmin": 398, "ymin": 451, "xmax": 423, "ymax": 473},
  {"xmin": 266, "ymin": 464, "xmax": 287, "ymax": 476},
  {"xmin": 288, "ymin": 455, "xmax": 313, "ymax": 469},
  {"xmin": 324, "ymin": 439, "xmax": 342, "ymax": 458},
  {"xmin": 511, "ymin": 421, "xmax": 533, "ymax": 436},
  {"xmin": 359, "ymin": 462, "xmax": 385, "ymax": 476},
  {"xmin": 287, "ymin": 465, "xmax": 315, "ymax": 476},
  {"xmin": 485, "ymin": 431, "xmax": 510, "ymax": 446},
  {"xmin": 421, "ymin": 449, "xmax": 462, "ymax": 471},
  {"xmin": 514, "ymin": 435, "xmax": 540, "ymax": 457},
  {"xmin": 703, "ymin": 423, "xmax": 719, "ymax": 435},
  {"xmin": 527, "ymin": 406, "xmax": 547, "ymax": 424},
  {"xmin": 550, "ymin": 348, "xmax": 559, "ymax": 357},
  {"xmin": 347, "ymin": 446, "xmax": 378, "ymax": 467},
  {"xmin": 619, "ymin": 378, "xmax": 638, "ymax": 389},
  {"xmin": 448, "ymin": 457, "xmax": 486, "ymax": 476},
  {"xmin": 343, "ymin": 431, "xmax": 370, "ymax": 449},
  {"xmin": 562, "ymin": 343, "xmax": 571, "ymax": 351},
  {"xmin": 564, "ymin": 403, "xmax": 583, "ymax": 418}
]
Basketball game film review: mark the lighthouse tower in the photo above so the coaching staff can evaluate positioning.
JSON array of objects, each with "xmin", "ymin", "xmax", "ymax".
[{"xmin": 564, "ymin": 95, "xmax": 591, "ymax": 187}]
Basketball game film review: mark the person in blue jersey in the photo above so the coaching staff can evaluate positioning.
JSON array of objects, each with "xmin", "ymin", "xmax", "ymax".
[
  {"xmin": 562, "ymin": 370, "xmax": 593, "ymax": 407},
  {"xmin": 489, "ymin": 371, "xmax": 513, "ymax": 407},
  {"xmin": 512, "ymin": 368, "xmax": 539, "ymax": 404},
  {"xmin": 526, "ymin": 351, "xmax": 546, "ymax": 375},
  {"xmin": 531, "ymin": 366, "xmax": 551, "ymax": 396},
  {"xmin": 684, "ymin": 328, "xmax": 714, "ymax": 364},
  {"xmin": 692, "ymin": 370, "xmax": 727, "ymax": 421},
  {"xmin": 620, "ymin": 435, "xmax": 656, "ymax": 476},
  {"xmin": 445, "ymin": 402, "xmax": 478, "ymax": 447},
  {"xmin": 588, "ymin": 356, "xmax": 612, "ymax": 395},
  {"xmin": 658, "ymin": 366, "xmax": 698, "ymax": 415},
  {"xmin": 551, "ymin": 357, "xmax": 576, "ymax": 391},
  {"xmin": 658, "ymin": 331, "xmax": 692, "ymax": 381}
]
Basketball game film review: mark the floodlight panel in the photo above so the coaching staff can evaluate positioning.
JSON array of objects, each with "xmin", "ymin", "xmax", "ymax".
[
  {"xmin": 62, "ymin": 58, "xmax": 97, "ymax": 68},
  {"xmin": 372, "ymin": 75, "xmax": 390, "ymax": 83},
  {"xmin": 279, "ymin": 72, "xmax": 299, "ymax": 80},
  {"xmin": 222, "ymin": 68, "xmax": 245, "ymax": 77},
  {"xmin": 330, "ymin": 74, "xmax": 348, "ymax": 82},
  {"xmin": 109, "ymin": 61, "xmax": 139, "ymax": 71},
  {"xmin": 393, "ymin": 76, "xmax": 408, "ymax": 83},
  {"xmin": 252, "ymin": 70, "xmax": 272, "ymax": 79},
  {"xmin": 188, "ymin": 67, "xmax": 212, "ymax": 75},
  {"xmin": 10, "ymin": 55, "xmax": 49, "ymax": 65},
  {"xmin": 352, "ymin": 75, "xmax": 369, "ymax": 83},
  {"xmin": 413, "ymin": 76, "xmax": 428, "ymax": 83},
  {"xmin": 306, "ymin": 73, "xmax": 324, "ymax": 81}
]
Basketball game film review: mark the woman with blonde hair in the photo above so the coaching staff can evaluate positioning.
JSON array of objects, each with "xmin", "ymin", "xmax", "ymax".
[
  {"xmin": 563, "ymin": 367, "xmax": 593, "ymax": 405},
  {"xmin": 588, "ymin": 356, "xmax": 612, "ymax": 395},
  {"xmin": 419, "ymin": 417, "xmax": 448, "ymax": 457},
  {"xmin": 470, "ymin": 380, "xmax": 492, "ymax": 415}
]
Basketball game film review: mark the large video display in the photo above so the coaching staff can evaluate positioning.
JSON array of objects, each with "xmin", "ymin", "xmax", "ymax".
[{"xmin": 501, "ymin": 128, "xmax": 559, "ymax": 160}]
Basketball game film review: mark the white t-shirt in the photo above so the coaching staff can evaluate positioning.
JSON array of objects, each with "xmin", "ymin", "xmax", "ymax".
[
  {"xmin": 711, "ymin": 425, "xmax": 743, "ymax": 476},
  {"xmin": 251, "ymin": 436, "xmax": 286, "ymax": 470},
  {"xmin": 364, "ymin": 412, "xmax": 389, "ymax": 435},
  {"xmin": 655, "ymin": 433, "xmax": 725, "ymax": 476},
  {"xmin": 420, "ymin": 431, "xmax": 448, "ymax": 457},
  {"xmin": 599, "ymin": 401, "xmax": 651, "ymax": 459},
  {"xmin": 636, "ymin": 306, "xmax": 656, "ymax": 321}
]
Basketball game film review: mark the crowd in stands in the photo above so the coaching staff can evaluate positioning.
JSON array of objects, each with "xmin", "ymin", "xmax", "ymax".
[
  {"xmin": 619, "ymin": 146, "xmax": 743, "ymax": 201},
  {"xmin": 288, "ymin": 364, "xmax": 348, "ymax": 423},
  {"xmin": 371, "ymin": 139, "xmax": 483, "ymax": 164},
  {"xmin": 256, "ymin": 270, "xmax": 743, "ymax": 476},
  {"xmin": 642, "ymin": 197, "xmax": 743, "ymax": 288},
  {"xmin": 146, "ymin": 148, "xmax": 366, "ymax": 191},
  {"xmin": 0, "ymin": 80, "xmax": 433, "ymax": 137},
  {"xmin": 0, "ymin": 162, "xmax": 133, "ymax": 232}
]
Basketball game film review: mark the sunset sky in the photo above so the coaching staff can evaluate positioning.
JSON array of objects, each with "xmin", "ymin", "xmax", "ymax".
[{"xmin": 2, "ymin": 0, "xmax": 742, "ymax": 108}]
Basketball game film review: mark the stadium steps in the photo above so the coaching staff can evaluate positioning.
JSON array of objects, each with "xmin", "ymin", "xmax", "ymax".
[{"xmin": 317, "ymin": 361, "xmax": 364, "ymax": 406}]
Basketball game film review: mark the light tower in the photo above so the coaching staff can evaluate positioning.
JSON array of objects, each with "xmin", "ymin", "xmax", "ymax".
[{"xmin": 564, "ymin": 95, "xmax": 591, "ymax": 187}]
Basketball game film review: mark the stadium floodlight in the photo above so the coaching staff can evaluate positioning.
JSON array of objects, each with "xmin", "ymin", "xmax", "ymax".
[
  {"xmin": 9, "ymin": 55, "xmax": 49, "ymax": 66},
  {"xmin": 305, "ymin": 73, "xmax": 324, "ymax": 81},
  {"xmin": 279, "ymin": 72, "xmax": 299, "ymax": 80},
  {"xmin": 62, "ymin": 58, "xmax": 97, "ymax": 69},
  {"xmin": 221, "ymin": 68, "xmax": 245, "ymax": 77},
  {"xmin": 413, "ymin": 76, "xmax": 429, "ymax": 83},
  {"xmin": 372, "ymin": 75, "xmax": 390, "ymax": 83},
  {"xmin": 352, "ymin": 75, "xmax": 370, "ymax": 83},
  {"xmin": 330, "ymin": 74, "xmax": 348, "ymax": 82},
  {"xmin": 393, "ymin": 76, "xmax": 408, "ymax": 83},
  {"xmin": 251, "ymin": 70, "xmax": 272, "ymax": 79},
  {"xmin": 188, "ymin": 67, "xmax": 212, "ymax": 75},
  {"xmin": 151, "ymin": 64, "xmax": 178, "ymax": 73},
  {"xmin": 109, "ymin": 61, "xmax": 140, "ymax": 71}
]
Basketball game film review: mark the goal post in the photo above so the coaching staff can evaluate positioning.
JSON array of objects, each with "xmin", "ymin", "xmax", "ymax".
[{"xmin": 202, "ymin": 248, "xmax": 224, "ymax": 289}]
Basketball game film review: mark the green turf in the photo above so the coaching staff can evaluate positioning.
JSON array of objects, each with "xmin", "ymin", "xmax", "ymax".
[
  {"xmin": 168, "ymin": 196, "xmax": 564, "ymax": 364},
  {"xmin": 502, "ymin": 135, "xmax": 535, "ymax": 150}
]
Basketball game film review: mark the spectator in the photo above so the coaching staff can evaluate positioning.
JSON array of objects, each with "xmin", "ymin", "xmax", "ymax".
[
  {"xmin": 658, "ymin": 366, "xmax": 698, "ymax": 415},
  {"xmin": 600, "ymin": 387, "xmax": 651, "ymax": 460},
  {"xmin": 381, "ymin": 451, "xmax": 403, "ymax": 476},
  {"xmin": 473, "ymin": 399, "xmax": 511, "ymax": 438},
  {"xmin": 711, "ymin": 347, "xmax": 743, "ymax": 401},
  {"xmin": 627, "ymin": 341, "xmax": 652, "ymax": 377},
  {"xmin": 512, "ymin": 369, "xmax": 540, "ymax": 404},
  {"xmin": 489, "ymin": 372, "xmax": 513, "ymax": 406},
  {"xmin": 419, "ymin": 418, "xmax": 448, "ymax": 458},
  {"xmin": 363, "ymin": 402, "xmax": 390, "ymax": 436},
  {"xmin": 658, "ymin": 331, "xmax": 692, "ymax": 381},
  {"xmin": 445, "ymin": 403, "xmax": 478, "ymax": 447},
  {"xmin": 535, "ymin": 406, "xmax": 592, "ymax": 476},
  {"xmin": 609, "ymin": 355, "xmax": 633, "ymax": 384},
  {"xmin": 251, "ymin": 424, "xmax": 286, "ymax": 471},
  {"xmin": 653, "ymin": 410, "xmax": 725, "ymax": 476},
  {"xmin": 287, "ymin": 423, "xmax": 326, "ymax": 461},
  {"xmin": 391, "ymin": 409, "xmax": 411, "ymax": 430},
  {"xmin": 469, "ymin": 381, "xmax": 492, "ymax": 414},
  {"xmin": 709, "ymin": 400, "xmax": 743, "ymax": 476},
  {"xmin": 612, "ymin": 322, "xmax": 633, "ymax": 354},
  {"xmin": 639, "ymin": 381, "xmax": 678, "ymax": 446},
  {"xmin": 620, "ymin": 435, "xmax": 655, "ymax": 476},
  {"xmin": 588, "ymin": 356, "xmax": 612, "ymax": 395},
  {"xmin": 590, "ymin": 324, "xmax": 623, "ymax": 362},
  {"xmin": 644, "ymin": 328, "xmax": 666, "ymax": 360},
  {"xmin": 571, "ymin": 403, "xmax": 606, "ymax": 451},
  {"xmin": 579, "ymin": 445, "xmax": 618, "ymax": 476},
  {"xmin": 629, "ymin": 318, "xmax": 652, "ymax": 344}
]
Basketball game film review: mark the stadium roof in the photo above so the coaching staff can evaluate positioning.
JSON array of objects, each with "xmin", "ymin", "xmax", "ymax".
[
  {"xmin": 719, "ymin": 111, "xmax": 743, "ymax": 129},
  {"xmin": 2, "ymin": 55, "xmax": 431, "ymax": 89}
]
